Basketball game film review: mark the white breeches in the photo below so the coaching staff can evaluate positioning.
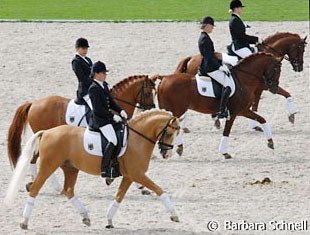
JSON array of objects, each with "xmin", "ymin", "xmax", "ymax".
[
  {"xmin": 207, "ymin": 70, "xmax": 235, "ymax": 91},
  {"xmin": 232, "ymin": 44, "xmax": 257, "ymax": 58},
  {"xmin": 99, "ymin": 124, "xmax": 118, "ymax": 146},
  {"xmin": 83, "ymin": 94, "xmax": 93, "ymax": 109}
]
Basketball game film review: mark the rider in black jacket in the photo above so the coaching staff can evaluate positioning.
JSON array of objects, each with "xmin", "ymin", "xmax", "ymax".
[
  {"xmin": 229, "ymin": 0, "xmax": 259, "ymax": 58},
  {"xmin": 72, "ymin": 38, "xmax": 93, "ymax": 107},
  {"xmin": 198, "ymin": 16, "xmax": 235, "ymax": 119},
  {"xmin": 88, "ymin": 61, "xmax": 127, "ymax": 183}
]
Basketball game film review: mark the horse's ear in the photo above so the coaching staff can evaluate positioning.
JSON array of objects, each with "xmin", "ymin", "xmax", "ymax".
[
  {"xmin": 303, "ymin": 36, "xmax": 307, "ymax": 42},
  {"xmin": 150, "ymin": 74, "xmax": 163, "ymax": 82}
]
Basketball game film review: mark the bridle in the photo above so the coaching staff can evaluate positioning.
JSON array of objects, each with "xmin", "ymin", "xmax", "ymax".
[
  {"xmin": 259, "ymin": 38, "xmax": 306, "ymax": 67},
  {"xmin": 127, "ymin": 118, "xmax": 180, "ymax": 151},
  {"xmin": 112, "ymin": 78, "xmax": 156, "ymax": 110}
]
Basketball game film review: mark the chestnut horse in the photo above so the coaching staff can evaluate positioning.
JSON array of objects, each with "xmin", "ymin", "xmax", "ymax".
[
  {"xmin": 155, "ymin": 53, "xmax": 282, "ymax": 159},
  {"xmin": 5, "ymin": 109, "xmax": 180, "ymax": 230},
  {"xmin": 7, "ymin": 75, "xmax": 155, "ymax": 191},
  {"xmin": 175, "ymin": 32, "xmax": 307, "ymax": 126}
]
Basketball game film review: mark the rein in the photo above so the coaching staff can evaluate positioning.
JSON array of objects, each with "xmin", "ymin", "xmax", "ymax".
[{"xmin": 126, "ymin": 118, "xmax": 179, "ymax": 149}]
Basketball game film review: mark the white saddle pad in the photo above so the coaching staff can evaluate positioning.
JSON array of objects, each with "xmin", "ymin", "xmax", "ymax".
[
  {"xmin": 83, "ymin": 127, "xmax": 128, "ymax": 158},
  {"xmin": 65, "ymin": 99, "xmax": 88, "ymax": 127},
  {"xmin": 195, "ymin": 75, "xmax": 235, "ymax": 98},
  {"xmin": 195, "ymin": 75, "xmax": 216, "ymax": 97}
]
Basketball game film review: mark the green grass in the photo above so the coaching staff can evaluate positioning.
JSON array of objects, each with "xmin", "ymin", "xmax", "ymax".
[{"xmin": 0, "ymin": 0, "xmax": 308, "ymax": 21}]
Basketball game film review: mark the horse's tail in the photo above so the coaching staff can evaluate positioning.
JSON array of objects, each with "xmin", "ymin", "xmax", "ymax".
[
  {"xmin": 4, "ymin": 131, "xmax": 44, "ymax": 206},
  {"xmin": 7, "ymin": 102, "xmax": 32, "ymax": 168},
  {"xmin": 174, "ymin": 56, "xmax": 192, "ymax": 73}
]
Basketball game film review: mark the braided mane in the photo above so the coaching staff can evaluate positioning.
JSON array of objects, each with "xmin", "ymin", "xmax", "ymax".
[
  {"xmin": 111, "ymin": 75, "xmax": 148, "ymax": 92},
  {"xmin": 263, "ymin": 32, "xmax": 300, "ymax": 44}
]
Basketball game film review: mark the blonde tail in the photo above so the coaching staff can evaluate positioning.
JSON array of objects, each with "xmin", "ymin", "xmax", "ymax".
[{"xmin": 4, "ymin": 131, "xmax": 43, "ymax": 206}]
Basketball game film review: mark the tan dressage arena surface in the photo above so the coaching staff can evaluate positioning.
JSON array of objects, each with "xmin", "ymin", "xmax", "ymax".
[{"xmin": 0, "ymin": 22, "xmax": 309, "ymax": 234}]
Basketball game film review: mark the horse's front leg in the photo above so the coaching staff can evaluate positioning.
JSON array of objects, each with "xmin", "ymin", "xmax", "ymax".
[
  {"xmin": 247, "ymin": 90, "xmax": 264, "ymax": 132},
  {"xmin": 106, "ymin": 176, "xmax": 133, "ymax": 229},
  {"xmin": 277, "ymin": 86, "xmax": 297, "ymax": 124},
  {"xmin": 240, "ymin": 110, "xmax": 274, "ymax": 149},
  {"xmin": 219, "ymin": 115, "xmax": 236, "ymax": 159},
  {"xmin": 133, "ymin": 174, "xmax": 179, "ymax": 223}
]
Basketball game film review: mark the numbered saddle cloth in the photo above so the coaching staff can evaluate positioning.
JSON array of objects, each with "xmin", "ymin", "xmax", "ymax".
[
  {"xmin": 83, "ymin": 122, "xmax": 128, "ymax": 158},
  {"xmin": 65, "ymin": 99, "xmax": 88, "ymax": 127}
]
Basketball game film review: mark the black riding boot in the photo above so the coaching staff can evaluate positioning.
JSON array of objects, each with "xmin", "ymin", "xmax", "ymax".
[
  {"xmin": 217, "ymin": 86, "xmax": 232, "ymax": 119},
  {"xmin": 101, "ymin": 142, "xmax": 115, "ymax": 178}
]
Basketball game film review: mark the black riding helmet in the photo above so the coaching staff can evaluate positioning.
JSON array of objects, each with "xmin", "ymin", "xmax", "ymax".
[
  {"xmin": 230, "ymin": 0, "xmax": 245, "ymax": 10},
  {"xmin": 92, "ymin": 61, "xmax": 109, "ymax": 73},
  {"xmin": 75, "ymin": 38, "xmax": 89, "ymax": 48}
]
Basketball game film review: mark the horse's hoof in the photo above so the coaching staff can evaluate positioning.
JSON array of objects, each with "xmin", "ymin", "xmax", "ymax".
[
  {"xmin": 170, "ymin": 215, "xmax": 180, "ymax": 222},
  {"xmin": 214, "ymin": 119, "xmax": 221, "ymax": 129},
  {"xmin": 253, "ymin": 126, "xmax": 263, "ymax": 132},
  {"xmin": 105, "ymin": 178, "xmax": 114, "ymax": 186},
  {"xmin": 176, "ymin": 144, "xmax": 183, "ymax": 156},
  {"xmin": 223, "ymin": 153, "xmax": 232, "ymax": 159},
  {"xmin": 82, "ymin": 217, "xmax": 91, "ymax": 226},
  {"xmin": 141, "ymin": 189, "xmax": 151, "ymax": 195},
  {"xmin": 288, "ymin": 114, "xmax": 295, "ymax": 124},
  {"xmin": 182, "ymin": 127, "xmax": 191, "ymax": 133},
  {"xmin": 25, "ymin": 182, "xmax": 33, "ymax": 192},
  {"xmin": 267, "ymin": 140, "xmax": 274, "ymax": 149},
  {"xmin": 20, "ymin": 223, "xmax": 28, "ymax": 230},
  {"xmin": 105, "ymin": 224, "xmax": 114, "ymax": 229}
]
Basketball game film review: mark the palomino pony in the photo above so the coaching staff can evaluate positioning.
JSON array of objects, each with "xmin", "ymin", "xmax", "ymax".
[
  {"xmin": 174, "ymin": 32, "xmax": 307, "ymax": 126},
  {"xmin": 5, "ymin": 109, "xmax": 180, "ymax": 230},
  {"xmin": 7, "ymin": 75, "xmax": 155, "ymax": 193},
  {"xmin": 154, "ymin": 53, "xmax": 282, "ymax": 158}
]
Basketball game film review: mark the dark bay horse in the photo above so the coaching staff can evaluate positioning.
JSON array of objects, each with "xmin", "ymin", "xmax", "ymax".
[
  {"xmin": 7, "ymin": 75, "xmax": 155, "ymax": 192},
  {"xmin": 154, "ymin": 53, "xmax": 282, "ymax": 159},
  {"xmin": 174, "ymin": 32, "xmax": 307, "ymax": 126},
  {"xmin": 5, "ymin": 109, "xmax": 181, "ymax": 229}
]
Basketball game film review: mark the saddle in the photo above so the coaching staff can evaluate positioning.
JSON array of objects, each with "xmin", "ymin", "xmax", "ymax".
[{"xmin": 84, "ymin": 122, "xmax": 128, "ymax": 158}]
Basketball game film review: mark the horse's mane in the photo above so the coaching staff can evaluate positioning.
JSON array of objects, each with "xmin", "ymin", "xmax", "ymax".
[
  {"xmin": 111, "ymin": 75, "xmax": 148, "ymax": 91},
  {"xmin": 234, "ymin": 52, "xmax": 275, "ymax": 69},
  {"xmin": 264, "ymin": 32, "xmax": 300, "ymax": 44},
  {"xmin": 129, "ymin": 108, "xmax": 173, "ymax": 125}
]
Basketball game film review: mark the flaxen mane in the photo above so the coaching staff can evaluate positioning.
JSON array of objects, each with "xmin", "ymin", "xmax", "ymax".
[
  {"xmin": 111, "ymin": 75, "xmax": 148, "ymax": 92},
  {"xmin": 129, "ymin": 109, "xmax": 173, "ymax": 125},
  {"xmin": 234, "ymin": 52, "xmax": 275, "ymax": 69},
  {"xmin": 263, "ymin": 32, "xmax": 300, "ymax": 44}
]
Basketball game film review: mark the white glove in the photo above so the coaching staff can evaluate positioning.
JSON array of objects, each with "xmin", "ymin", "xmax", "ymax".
[
  {"xmin": 120, "ymin": 110, "xmax": 128, "ymax": 120},
  {"xmin": 113, "ymin": 115, "xmax": 122, "ymax": 123},
  {"xmin": 219, "ymin": 65, "xmax": 230, "ymax": 74}
]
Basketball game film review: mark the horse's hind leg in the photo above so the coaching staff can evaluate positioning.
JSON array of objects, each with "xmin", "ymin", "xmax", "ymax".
[
  {"xmin": 106, "ymin": 176, "xmax": 133, "ymax": 228},
  {"xmin": 21, "ymin": 157, "xmax": 62, "ymax": 229},
  {"xmin": 240, "ymin": 110, "xmax": 274, "ymax": 149},
  {"xmin": 133, "ymin": 174, "xmax": 179, "ymax": 223},
  {"xmin": 26, "ymin": 153, "xmax": 62, "ymax": 193},
  {"xmin": 61, "ymin": 163, "xmax": 90, "ymax": 226}
]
